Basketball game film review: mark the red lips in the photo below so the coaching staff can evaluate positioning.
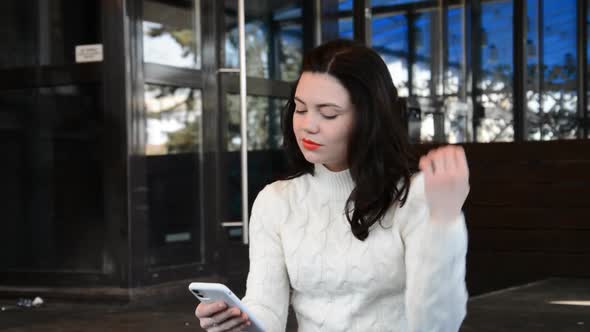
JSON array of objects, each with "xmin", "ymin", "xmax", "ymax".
[{"xmin": 302, "ymin": 138, "xmax": 322, "ymax": 151}]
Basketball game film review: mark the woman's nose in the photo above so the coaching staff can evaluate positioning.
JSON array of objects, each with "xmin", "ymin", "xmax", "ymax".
[{"xmin": 302, "ymin": 113, "xmax": 319, "ymax": 133}]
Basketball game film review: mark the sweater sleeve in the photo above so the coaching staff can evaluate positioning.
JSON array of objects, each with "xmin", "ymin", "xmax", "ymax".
[
  {"xmin": 241, "ymin": 184, "xmax": 290, "ymax": 332},
  {"xmin": 400, "ymin": 173, "xmax": 468, "ymax": 332}
]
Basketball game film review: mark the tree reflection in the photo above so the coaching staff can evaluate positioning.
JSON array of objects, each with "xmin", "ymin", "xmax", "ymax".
[
  {"xmin": 145, "ymin": 24, "xmax": 196, "ymax": 60},
  {"xmin": 144, "ymin": 85, "xmax": 202, "ymax": 155}
]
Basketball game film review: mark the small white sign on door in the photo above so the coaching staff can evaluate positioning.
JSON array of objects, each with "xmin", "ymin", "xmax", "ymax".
[{"xmin": 75, "ymin": 44, "xmax": 103, "ymax": 63}]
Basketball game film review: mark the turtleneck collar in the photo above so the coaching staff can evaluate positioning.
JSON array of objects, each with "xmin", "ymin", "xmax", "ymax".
[{"xmin": 312, "ymin": 163, "xmax": 355, "ymax": 200}]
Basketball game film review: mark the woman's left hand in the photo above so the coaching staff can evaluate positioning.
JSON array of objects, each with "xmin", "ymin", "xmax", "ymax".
[{"xmin": 419, "ymin": 145, "xmax": 470, "ymax": 223}]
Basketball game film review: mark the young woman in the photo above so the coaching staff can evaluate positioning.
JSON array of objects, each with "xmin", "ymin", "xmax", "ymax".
[{"xmin": 196, "ymin": 39, "xmax": 470, "ymax": 332}]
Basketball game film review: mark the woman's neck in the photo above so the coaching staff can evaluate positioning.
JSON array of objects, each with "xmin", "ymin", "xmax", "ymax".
[{"xmin": 313, "ymin": 163, "xmax": 354, "ymax": 200}]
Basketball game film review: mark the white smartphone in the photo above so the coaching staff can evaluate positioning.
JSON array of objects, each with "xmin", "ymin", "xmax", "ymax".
[{"xmin": 189, "ymin": 282, "xmax": 266, "ymax": 332}]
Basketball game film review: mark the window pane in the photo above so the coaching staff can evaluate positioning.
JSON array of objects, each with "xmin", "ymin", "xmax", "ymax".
[
  {"xmin": 446, "ymin": 7, "xmax": 464, "ymax": 96},
  {"xmin": 526, "ymin": 0, "xmax": 542, "ymax": 139},
  {"xmin": 339, "ymin": 0, "xmax": 353, "ymax": 39},
  {"xmin": 445, "ymin": 6, "xmax": 469, "ymax": 143},
  {"xmin": 225, "ymin": 20, "xmax": 270, "ymax": 78},
  {"xmin": 225, "ymin": 1, "xmax": 302, "ymax": 80},
  {"xmin": 372, "ymin": 14, "xmax": 409, "ymax": 97},
  {"xmin": 412, "ymin": 11, "xmax": 438, "ymax": 142},
  {"xmin": 339, "ymin": 16, "xmax": 354, "ymax": 40},
  {"xmin": 145, "ymin": 85, "xmax": 203, "ymax": 155},
  {"xmin": 539, "ymin": 0, "xmax": 578, "ymax": 140},
  {"xmin": 144, "ymin": 85, "xmax": 203, "ymax": 267},
  {"xmin": 223, "ymin": 95, "xmax": 287, "ymax": 237},
  {"xmin": 275, "ymin": 6, "xmax": 303, "ymax": 81},
  {"xmin": 0, "ymin": 85, "xmax": 104, "ymax": 271},
  {"xmin": 412, "ymin": 12, "xmax": 433, "ymax": 98},
  {"xmin": 146, "ymin": 149, "xmax": 202, "ymax": 267},
  {"xmin": 143, "ymin": 0, "xmax": 201, "ymax": 69},
  {"xmin": 526, "ymin": 0, "xmax": 579, "ymax": 140},
  {"xmin": 339, "ymin": 0, "xmax": 352, "ymax": 11},
  {"xmin": 225, "ymin": 95, "xmax": 284, "ymax": 151},
  {"xmin": 477, "ymin": 1, "xmax": 514, "ymax": 142}
]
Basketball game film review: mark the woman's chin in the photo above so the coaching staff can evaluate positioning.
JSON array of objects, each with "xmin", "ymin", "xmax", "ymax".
[{"xmin": 301, "ymin": 151, "xmax": 322, "ymax": 164}]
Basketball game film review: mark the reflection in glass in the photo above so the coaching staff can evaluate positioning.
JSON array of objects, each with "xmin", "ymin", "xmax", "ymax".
[
  {"xmin": 225, "ymin": 21, "xmax": 270, "ymax": 78},
  {"xmin": 143, "ymin": 0, "xmax": 200, "ymax": 69},
  {"xmin": 411, "ymin": 11, "xmax": 437, "ymax": 142},
  {"xmin": 445, "ymin": 99, "xmax": 470, "ymax": 143},
  {"xmin": 278, "ymin": 21, "xmax": 303, "ymax": 82},
  {"xmin": 225, "ymin": 2, "xmax": 303, "ymax": 80},
  {"xmin": 144, "ymin": 85, "xmax": 203, "ymax": 155},
  {"xmin": 446, "ymin": 7, "xmax": 463, "ymax": 96},
  {"xmin": 339, "ymin": 0, "xmax": 353, "ymax": 11},
  {"xmin": 420, "ymin": 112, "xmax": 435, "ymax": 142},
  {"xmin": 536, "ymin": 0, "xmax": 578, "ymax": 140},
  {"xmin": 412, "ymin": 12, "xmax": 433, "ymax": 97},
  {"xmin": 144, "ymin": 85, "xmax": 203, "ymax": 267},
  {"xmin": 445, "ymin": 6, "xmax": 469, "ymax": 143},
  {"xmin": 338, "ymin": 1, "xmax": 353, "ymax": 40},
  {"xmin": 477, "ymin": 1, "xmax": 514, "ymax": 142},
  {"xmin": 223, "ymin": 96, "xmax": 287, "ymax": 228},
  {"xmin": 339, "ymin": 19, "xmax": 354, "ymax": 40},
  {"xmin": 273, "ymin": 5, "xmax": 303, "ymax": 81},
  {"xmin": 226, "ymin": 95, "xmax": 285, "ymax": 151},
  {"xmin": 526, "ymin": 0, "xmax": 541, "ymax": 139},
  {"xmin": 271, "ymin": 99, "xmax": 286, "ymax": 146},
  {"xmin": 372, "ymin": 14, "xmax": 409, "ymax": 96}
]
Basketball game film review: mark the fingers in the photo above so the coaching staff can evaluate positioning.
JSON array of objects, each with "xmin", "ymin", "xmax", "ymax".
[
  {"xmin": 195, "ymin": 301, "xmax": 226, "ymax": 318},
  {"xmin": 200, "ymin": 307, "xmax": 246, "ymax": 332},
  {"xmin": 420, "ymin": 145, "xmax": 470, "ymax": 222},
  {"xmin": 420, "ymin": 145, "xmax": 468, "ymax": 176},
  {"xmin": 211, "ymin": 307, "xmax": 243, "ymax": 326},
  {"xmin": 419, "ymin": 153, "xmax": 434, "ymax": 177},
  {"xmin": 432, "ymin": 150, "xmax": 446, "ymax": 174},
  {"xmin": 444, "ymin": 146, "xmax": 457, "ymax": 171},
  {"xmin": 212, "ymin": 312, "xmax": 249, "ymax": 332}
]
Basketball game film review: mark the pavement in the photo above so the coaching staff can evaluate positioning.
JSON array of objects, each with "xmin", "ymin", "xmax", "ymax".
[{"xmin": 1, "ymin": 278, "xmax": 588, "ymax": 331}]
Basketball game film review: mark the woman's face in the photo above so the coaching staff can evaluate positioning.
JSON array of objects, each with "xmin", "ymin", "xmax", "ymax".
[{"xmin": 292, "ymin": 72, "xmax": 355, "ymax": 172}]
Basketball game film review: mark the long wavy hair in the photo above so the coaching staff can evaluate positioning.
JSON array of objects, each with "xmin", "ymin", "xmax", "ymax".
[{"xmin": 282, "ymin": 39, "xmax": 418, "ymax": 241}]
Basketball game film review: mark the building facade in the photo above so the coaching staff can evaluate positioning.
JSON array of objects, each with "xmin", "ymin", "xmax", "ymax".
[{"xmin": 1, "ymin": 0, "xmax": 589, "ymax": 299}]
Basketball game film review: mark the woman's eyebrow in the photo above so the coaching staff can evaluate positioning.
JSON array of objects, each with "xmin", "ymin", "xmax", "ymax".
[
  {"xmin": 294, "ymin": 96, "xmax": 343, "ymax": 109},
  {"xmin": 294, "ymin": 96, "xmax": 306, "ymax": 105}
]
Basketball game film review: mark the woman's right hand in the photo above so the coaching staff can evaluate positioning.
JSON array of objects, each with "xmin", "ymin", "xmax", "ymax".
[{"xmin": 195, "ymin": 300, "xmax": 251, "ymax": 332}]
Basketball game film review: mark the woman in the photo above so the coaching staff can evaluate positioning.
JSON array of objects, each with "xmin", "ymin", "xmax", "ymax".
[{"xmin": 196, "ymin": 39, "xmax": 470, "ymax": 332}]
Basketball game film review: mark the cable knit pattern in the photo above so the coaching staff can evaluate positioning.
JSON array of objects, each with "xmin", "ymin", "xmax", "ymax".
[{"xmin": 242, "ymin": 164, "xmax": 468, "ymax": 332}]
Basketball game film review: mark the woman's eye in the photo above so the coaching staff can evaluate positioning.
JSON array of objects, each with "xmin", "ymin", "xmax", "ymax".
[
  {"xmin": 322, "ymin": 114, "xmax": 337, "ymax": 120},
  {"xmin": 295, "ymin": 109, "xmax": 307, "ymax": 114}
]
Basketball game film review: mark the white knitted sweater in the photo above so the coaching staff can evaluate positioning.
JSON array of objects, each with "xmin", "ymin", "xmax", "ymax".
[{"xmin": 242, "ymin": 164, "xmax": 468, "ymax": 332}]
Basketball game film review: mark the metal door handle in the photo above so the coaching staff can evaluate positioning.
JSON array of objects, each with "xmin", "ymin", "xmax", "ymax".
[
  {"xmin": 221, "ymin": 221, "xmax": 244, "ymax": 228},
  {"xmin": 238, "ymin": 0, "xmax": 249, "ymax": 245}
]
